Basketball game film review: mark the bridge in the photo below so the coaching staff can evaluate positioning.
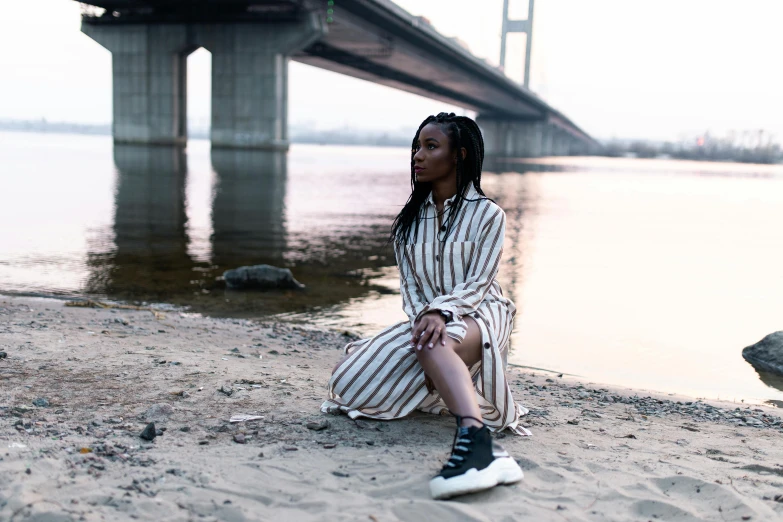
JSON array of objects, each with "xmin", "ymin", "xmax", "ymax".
[{"xmin": 76, "ymin": 0, "xmax": 596, "ymax": 156}]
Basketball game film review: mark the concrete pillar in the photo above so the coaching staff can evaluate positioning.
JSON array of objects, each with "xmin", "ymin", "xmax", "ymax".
[
  {"xmin": 553, "ymin": 129, "xmax": 565, "ymax": 156},
  {"xmin": 477, "ymin": 117, "xmax": 546, "ymax": 158},
  {"xmin": 204, "ymin": 19, "xmax": 323, "ymax": 150},
  {"xmin": 83, "ymin": 25, "xmax": 191, "ymax": 145},
  {"xmin": 528, "ymin": 122, "xmax": 544, "ymax": 157},
  {"xmin": 82, "ymin": 13, "xmax": 324, "ymax": 149},
  {"xmin": 540, "ymin": 124, "xmax": 554, "ymax": 156},
  {"xmin": 210, "ymin": 149, "xmax": 287, "ymax": 266}
]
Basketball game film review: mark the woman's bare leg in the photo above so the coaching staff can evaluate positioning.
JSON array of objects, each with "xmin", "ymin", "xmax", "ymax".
[{"xmin": 415, "ymin": 317, "xmax": 483, "ymax": 428}]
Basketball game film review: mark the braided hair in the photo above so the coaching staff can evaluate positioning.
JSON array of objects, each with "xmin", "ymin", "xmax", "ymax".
[{"xmin": 390, "ymin": 112, "xmax": 488, "ymax": 244}]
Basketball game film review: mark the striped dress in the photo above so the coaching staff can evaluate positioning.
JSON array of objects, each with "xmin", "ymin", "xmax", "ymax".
[{"xmin": 321, "ymin": 184, "xmax": 530, "ymax": 436}]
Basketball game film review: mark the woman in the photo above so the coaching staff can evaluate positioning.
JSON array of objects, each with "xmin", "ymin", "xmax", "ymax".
[{"xmin": 322, "ymin": 112, "xmax": 529, "ymax": 500}]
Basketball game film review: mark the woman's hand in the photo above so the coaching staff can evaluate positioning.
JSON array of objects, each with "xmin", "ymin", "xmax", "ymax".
[{"xmin": 412, "ymin": 312, "xmax": 447, "ymax": 351}]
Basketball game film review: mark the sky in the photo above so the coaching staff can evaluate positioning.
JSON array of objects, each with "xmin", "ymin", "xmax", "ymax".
[{"xmin": 0, "ymin": 0, "xmax": 781, "ymax": 141}]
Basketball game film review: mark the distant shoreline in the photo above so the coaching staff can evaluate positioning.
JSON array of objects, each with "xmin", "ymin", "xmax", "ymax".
[
  {"xmin": 0, "ymin": 120, "xmax": 412, "ymax": 148},
  {"xmin": 2, "ymin": 120, "xmax": 780, "ymax": 163}
]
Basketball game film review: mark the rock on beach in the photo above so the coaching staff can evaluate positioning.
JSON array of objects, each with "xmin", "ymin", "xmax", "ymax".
[
  {"xmin": 742, "ymin": 331, "xmax": 783, "ymax": 376},
  {"xmin": 223, "ymin": 264, "xmax": 305, "ymax": 291}
]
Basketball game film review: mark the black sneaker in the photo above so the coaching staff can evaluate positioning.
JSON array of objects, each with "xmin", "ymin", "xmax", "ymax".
[{"xmin": 429, "ymin": 418, "xmax": 524, "ymax": 500}]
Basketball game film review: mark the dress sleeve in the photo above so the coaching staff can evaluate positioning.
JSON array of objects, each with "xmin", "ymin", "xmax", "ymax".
[
  {"xmin": 394, "ymin": 240, "xmax": 428, "ymax": 327},
  {"xmin": 415, "ymin": 206, "xmax": 506, "ymax": 323}
]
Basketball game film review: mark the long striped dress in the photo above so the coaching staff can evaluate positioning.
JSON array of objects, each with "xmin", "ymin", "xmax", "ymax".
[{"xmin": 321, "ymin": 184, "xmax": 530, "ymax": 436}]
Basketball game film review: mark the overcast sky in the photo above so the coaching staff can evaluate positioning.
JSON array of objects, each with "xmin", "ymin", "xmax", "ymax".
[{"xmin": 0, "ymin": 0, "xmax": 781, "ymax": 141}]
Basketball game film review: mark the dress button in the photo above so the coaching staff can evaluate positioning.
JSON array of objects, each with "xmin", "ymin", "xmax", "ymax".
[
  {"xmin": 435, "ymin": 255, "xmax": 439, "ymax": 261},
  {"xmin": 436, "ymin": 287, "xmax": 441, "ymax": 293},
  {"xmin": 440, "ymin": 225, "xmax": 446, "ymax": 232},
  {"xmin": 483, "ymin": 342, "xmax": 490, "ymax": 349}
]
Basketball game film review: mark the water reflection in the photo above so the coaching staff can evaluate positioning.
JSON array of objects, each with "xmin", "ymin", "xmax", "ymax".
[
  {"xmin": 85, "ymin": 145, "xmax": 193, "ymax": 300},
  {"xmin": 85, "ymin": 144, "xmax": 395, "ymax": 316},
  {"xmin": 210, "ymin": 149, "xmax": 287, "ymax": 266}
]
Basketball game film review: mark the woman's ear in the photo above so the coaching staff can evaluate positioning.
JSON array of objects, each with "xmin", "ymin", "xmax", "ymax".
[{"xmin": 461, "ymin": 147, "xmax": 467, "ymax": 161}]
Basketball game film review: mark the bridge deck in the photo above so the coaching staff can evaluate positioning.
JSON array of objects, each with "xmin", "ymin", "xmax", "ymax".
[{"xmin": 76, "ymin": 0, "xmax": 593, "ymax": 144}]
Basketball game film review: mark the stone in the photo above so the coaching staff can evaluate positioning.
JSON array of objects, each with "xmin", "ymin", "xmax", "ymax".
[
  {"xmin": 142, "ymin": 403, "xmax": 174, "ymax": 421},
  {"xmin": 140, "ymin": 422, "xmax": 157, "ymax": 441},
  {"xmin": 223, "ymin": 264, "xmax": 305, "ymax": 291},
  {"xmin": 742, "ymin": 332, "xmax": 783, "ymax": 376},
  {"xmin": 32, "ymin": 398, "xmax": 50, "ymax": 407},
  {"xmin": 332, "ymin": 471, "xmax": 350, "ymax": 478},
  {"xmin": 233, "ymin": 434, "xmax": 246, "ymax": 444},
  {"xmin": 306, "ymin": 420, "xmax": 329, "ymax": 431},
  {"xmin": 0, "ymin": 351, "xmax": 7, "ymax": 359},
  {"xmin": 581, "ymin": 409, "xmax": 603, "ymax": 419}
]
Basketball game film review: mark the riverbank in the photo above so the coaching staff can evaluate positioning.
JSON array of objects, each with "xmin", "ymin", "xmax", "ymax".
[{"xmin": 1, "ymin": 295, "xmax": 782, "ymax": 521}]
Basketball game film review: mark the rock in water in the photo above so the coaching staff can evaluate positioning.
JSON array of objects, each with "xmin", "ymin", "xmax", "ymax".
[
  {"xmin": 140, "ymin": 422, "xmax": 157, "ymax": 441},
  {"xmin": 223, "ymin": 265, "xmax": 305, "ymax": 291},
  {"xmin": 743, "ymin": 331, "xmax": 783, "ymax": 376}
]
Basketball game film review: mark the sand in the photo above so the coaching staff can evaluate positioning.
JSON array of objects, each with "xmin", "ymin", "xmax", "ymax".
[{"xmin": 1, "ymin": 295, "xmax": 783, "ymax": 521}]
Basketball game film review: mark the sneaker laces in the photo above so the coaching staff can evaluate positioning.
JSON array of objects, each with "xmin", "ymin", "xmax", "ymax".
[{"xmin": 443, "ymin": 415, "xmax": 484, "ymax": 470}]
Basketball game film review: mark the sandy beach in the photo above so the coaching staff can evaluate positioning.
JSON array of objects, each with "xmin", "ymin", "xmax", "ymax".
[{"xmin": 1, "ymin": 295, "xmax": 783, "ymax": 521}]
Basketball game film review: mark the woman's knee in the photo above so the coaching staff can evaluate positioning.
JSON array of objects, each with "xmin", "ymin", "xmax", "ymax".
[
  {"xmin": 414, "ymin": 336, "xmax": 465, "ymax": 364},
  {"xmin": 414, "ymin": 340, "xmax": 450, "ymax": 363}
]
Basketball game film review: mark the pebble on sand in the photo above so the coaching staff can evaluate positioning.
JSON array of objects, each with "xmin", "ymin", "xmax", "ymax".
[
  {"xmin": 306, "ymin": 420, "xmax": 329, "ymax": 431},
  {"xmin": 142, "ymin": 403, "xmax": 174, "ymax": 421},
  {"xmin": 140, "ymin": 422, "xmax": 157, "ymax": 441}
]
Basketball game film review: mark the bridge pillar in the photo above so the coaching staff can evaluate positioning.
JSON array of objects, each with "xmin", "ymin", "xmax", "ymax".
[
  {"xmin": 82, "ymin": 14, "xmax": 324, "ymax": 149},
  {"xmin": 477, "ymin": 117, "xmax": 545, "ymax": 158},
  {"xmin": 203, "ymin": 21, "xmax": 323, "ymax": 150},
  {"xmin": 540, "ymin": 124, "xmax": 554, "ymax": 156},
  {"xmin": 83, "ymin": 25, "xmax": 191, "ymax": 146}
]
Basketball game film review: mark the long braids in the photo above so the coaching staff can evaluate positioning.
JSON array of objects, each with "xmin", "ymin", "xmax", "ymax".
[{"xmin": 390, "ymin": 112, "xmax": 488, "ymax": 245}]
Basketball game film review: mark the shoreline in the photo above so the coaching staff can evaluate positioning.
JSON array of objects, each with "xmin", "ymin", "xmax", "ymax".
[
  {"xmin": 5, "ymin": 290, "xmax": 780, "ymax": 409},
  {"xmin": 2, "ymin": 294, "xmax": 783, "ymax": 520}
]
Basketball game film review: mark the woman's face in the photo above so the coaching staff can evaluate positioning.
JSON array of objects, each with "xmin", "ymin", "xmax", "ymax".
[{"xmin": 412, "ymin": 123, "xmax": 456, "ymax": 184}]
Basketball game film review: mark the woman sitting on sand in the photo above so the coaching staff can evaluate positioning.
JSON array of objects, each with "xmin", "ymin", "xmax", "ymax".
[{"xmin": 322, "ymin": 112, "xmax": 529, "ymax": 500}]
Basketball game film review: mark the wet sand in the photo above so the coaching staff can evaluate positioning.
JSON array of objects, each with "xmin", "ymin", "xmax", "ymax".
[{"xmin": 1, "ymin": 295, "xmax": 783, "ymax": 521}]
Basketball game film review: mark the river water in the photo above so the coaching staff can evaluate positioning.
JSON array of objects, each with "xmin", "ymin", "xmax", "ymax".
[{"xmin": 2, "ymin": 131, "xmax": 782, "ymax": 406}]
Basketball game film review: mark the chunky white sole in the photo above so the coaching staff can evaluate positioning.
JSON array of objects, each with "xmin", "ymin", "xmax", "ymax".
[{"xmin": 429, "ymin": 457, "xmax": 524, "ymax": 500}]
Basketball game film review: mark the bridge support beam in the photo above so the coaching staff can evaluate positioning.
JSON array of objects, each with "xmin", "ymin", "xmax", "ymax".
[
  {"xmin": 478, "ymin": 117, "xmax": 590, "ymax": 158},
  {"xmin": 83, "ymin": 25, "xmax": 190, "ymax": 146},
  {"xmin": 478, "ymin": 118, "xmax": 554, "ymax": 158},
  {"xmin": 82, "ymin": 15, "xmax": 324, "ymax": 149}
]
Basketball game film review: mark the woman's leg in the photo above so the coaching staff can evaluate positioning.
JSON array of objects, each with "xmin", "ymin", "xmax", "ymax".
[{"xmin": 415, "ymin": 316, "xmax": 483, "ymax": 428}]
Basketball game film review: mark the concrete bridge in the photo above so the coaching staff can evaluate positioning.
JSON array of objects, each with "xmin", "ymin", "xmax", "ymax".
[{"xmin": 76, "ymin": 0, "xmax": 596, "ymax": 156}]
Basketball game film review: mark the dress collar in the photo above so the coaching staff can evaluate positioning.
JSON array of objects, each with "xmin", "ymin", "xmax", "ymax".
[{"xmin": 425, "ymin": 184, "xmax": 480, "ymax": 207}]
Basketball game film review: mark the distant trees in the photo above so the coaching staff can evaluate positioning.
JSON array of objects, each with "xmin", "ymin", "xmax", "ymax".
[{"xmin": 601, "ymin": 130, "xmax": 782, "ymax": 164}]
